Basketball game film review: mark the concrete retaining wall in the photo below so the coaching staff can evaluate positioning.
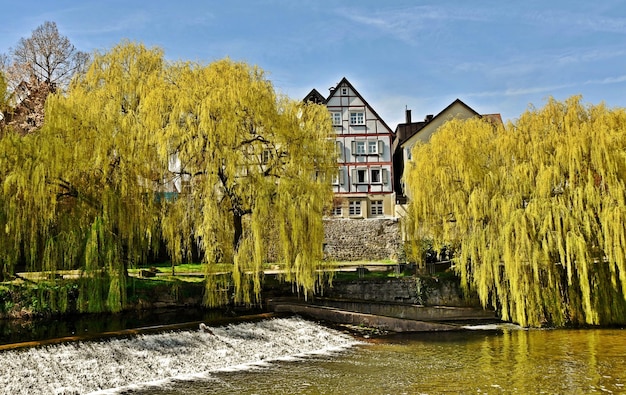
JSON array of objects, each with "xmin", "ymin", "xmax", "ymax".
[
  {"xmin": 270, "ymin": 302, "xmax": 460, "ymax": 332},
  {"xmin": 322, "ymin": 276, "xmax": 482, "ymax": 308},
  {"xmin": 310, "ymin": 299, "xmax": 495, "ymax": 321}
]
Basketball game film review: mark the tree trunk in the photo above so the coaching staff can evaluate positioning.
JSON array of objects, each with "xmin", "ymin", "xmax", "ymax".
[{"xmin": 233, "ymin": 212, "xmax": 243, "ymax": 252}]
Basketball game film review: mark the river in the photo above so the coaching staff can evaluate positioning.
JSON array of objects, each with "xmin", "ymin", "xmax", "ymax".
[{"xmin": 0, "ymin": 317, "xmax": 624, "ymax": 394}]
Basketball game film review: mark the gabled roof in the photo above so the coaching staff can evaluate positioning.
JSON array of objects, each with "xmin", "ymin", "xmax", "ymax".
[
  {"xmin": 394, "ymin": 120, "xmax": 427, "ymax": 147},
  {"xmin": 330, "ymin": 77, "xmax": 394, "ymax": 134},
  {"xmin": 436, "ymin": 98, "xmax": 480, "ymax": 119},
  {"xmin": 400, "ymin": 98, "xmax": 497, "ymax": 149},
  {"xmin": 303, "ymin": 88, "xmax": 326, "ymax": 105},
  {"xmin": 318, "ymin": 77, "xmax": 394, "ymax": 135}
]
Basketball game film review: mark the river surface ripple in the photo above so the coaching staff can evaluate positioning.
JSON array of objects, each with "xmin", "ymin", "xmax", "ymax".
[{"xmin": 0, "ymin": 318, "xmax": 625, "ymax": 394}]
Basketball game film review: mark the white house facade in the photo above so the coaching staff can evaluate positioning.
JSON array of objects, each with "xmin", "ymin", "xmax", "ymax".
[{"xmin": 305, "ymin": 78, "xmax": 395, "ymax": 218}]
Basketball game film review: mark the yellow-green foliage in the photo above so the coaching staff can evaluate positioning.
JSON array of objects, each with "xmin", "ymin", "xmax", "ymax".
[
  {"xmin": 0, "ymin": 42, "xmax": 336, "ymax": 309},
  {"xmin": 0, "ymin": 42, "xmax": 165, "ymax": 312},
  {"xmin": 0, "ymin": 70, "xmax": 8, "ymax": 121},
  {"xmin": 405, "ymin": 96, "xmax": 626, "ymax": 327},
  {"xmin": 150, "ymin": 59, "xmax": 336, "ymax": 305}
]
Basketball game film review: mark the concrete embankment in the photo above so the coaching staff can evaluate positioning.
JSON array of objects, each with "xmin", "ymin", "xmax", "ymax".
[
  {"xmin": 266, "ymin": 275, "xmax": 498, "ymax": 333},
  {"xmin": 268, "ymin": 299, "xmax": 463, "ymax": 332},
  {"xmin": 268, "ymin": 297, "xmax": 497, "ymax": 332}
]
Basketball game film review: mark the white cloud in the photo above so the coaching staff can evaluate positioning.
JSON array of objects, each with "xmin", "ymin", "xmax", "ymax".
[
  {"xmin": 532, "ymin": 10, "xmax": 626, "ymax": 34},
  {"xmin": 584, "ymin": 74, "xmax": 626, "ymax": 85},
  {"xmin": 337, "ymin": 5, "xmax": 488, "ymax": 45},
  {"xmin": 457, "ymin": 73, "xmax": 626, "ymax": 103}
]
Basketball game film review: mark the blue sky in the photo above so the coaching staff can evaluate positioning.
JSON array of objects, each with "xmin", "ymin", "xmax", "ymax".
[{"xmin": 2, "ymin": 1, "xmax": 626, "ymax": 127}]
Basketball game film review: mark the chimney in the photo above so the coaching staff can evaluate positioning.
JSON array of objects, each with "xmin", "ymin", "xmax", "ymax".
[
  {"xmin": 425, "ymin": 114, "xmax": 434, "ymax": 122},
  {"xmin": 405, "ymin": 109, "xmax": 412, "ymax": 124}
]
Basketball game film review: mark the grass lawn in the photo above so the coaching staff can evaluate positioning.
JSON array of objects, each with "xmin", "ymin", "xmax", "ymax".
[{"xmin": 6, "ymin": 260, "xmax": 412, "ymax": 289}]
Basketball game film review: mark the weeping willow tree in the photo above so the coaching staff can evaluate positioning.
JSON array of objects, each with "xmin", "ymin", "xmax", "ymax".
[
  {"xmin": 0, "ymin": 41, "xmax": 336, "ymax": 310},
  {"xmin": 147, "ymin": 59, "xmax": 337, "ymax": 306},
  {"xmin": 0, "ymin": 42, "xmax": 164, "ymax": 312},
  {"xmin": 405, "ymin": 96, "xmax": 626, "ymax": 327},
  {"xmin": 0, "ymin": 73, "xmax": 14, "ymax": 280}
]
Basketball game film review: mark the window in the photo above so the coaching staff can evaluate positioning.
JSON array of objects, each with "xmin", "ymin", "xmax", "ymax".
[
  {"xmin": 368, "ymin": 141, "xmax": 378, "ymax": 154},
  {"xmin": 354, "ymin": 140, "xmax": 383, "ymax": 155},
  {"xmin": 331, "ymin": 205, "xmax": 342, "ymax": 216},
  {"xmin": 357, "ymin": 169, "xmax": 367, "ymax": 184},
  {"xmin": 350, "ymin": 111, "xmax": 364, "ymax": 125},
  {"xmin": 353, "ymin": 141, "xmax": 366, "ymax": 155},
  {"xmin": 349, "ymin": 201, "xmax": 362, "ymax": 216},
  {"xmin": 371, "ymin": 168, "xmax": 381, "ymax": 183},
  {"xmin": 370, "ymin": 201, "xmax": 383, "ymax": 216},
  {"xmin": 332, "ymin": 168, "xmax": 344, "ymax": 185},
  {"xmin": 351, "ymin": 168, "xmax": 369, "ymax": 184},
  {"xmin": 369, "ymin": 168, "xmax": 389, "ymax": 184},
  {"xmin": 261, "ymin": 150, "xmax": 271, "ymax": 164},
  {"xmin": 341, "ymin": 87, "xmax": 348, "ymax": 95},
  {"xmin": 332, "ymin": 112, "xmax": 342, "ymax": 126}
]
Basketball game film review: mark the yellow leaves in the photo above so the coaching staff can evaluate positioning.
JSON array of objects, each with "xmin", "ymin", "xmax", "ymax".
[
  {"xmin": 405, "ymin": 96, "xmax": 626, "ymax": 327},
  {"xmin": 0, "ymin": 41, "xmax": 336, "ymax": 310},
  {"xmin": 147, "ymin": 57, "xmax": 335, "ymax": 305},
  {"xmin": 0, "ymin": 42, "xmax": 168, "ymax": 312}
]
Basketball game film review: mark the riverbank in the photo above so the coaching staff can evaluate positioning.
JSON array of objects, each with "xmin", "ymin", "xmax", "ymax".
[
  {"xmin": 0, "ymin": 262, "xmax": 417, "ymax": 320},
  {"xmin": 0, "ymin": 265, "xmax": 498, "ymax": 344}
]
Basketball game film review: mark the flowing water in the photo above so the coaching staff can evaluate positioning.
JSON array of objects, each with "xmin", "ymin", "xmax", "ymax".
[{"xmin": 0, "ymin": 317, "xmax": 625, "ymax": 394}]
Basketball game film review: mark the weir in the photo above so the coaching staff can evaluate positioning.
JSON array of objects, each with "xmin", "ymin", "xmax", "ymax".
[{"xmin": 0, "ymin": 316, "xmax": 361, "ymax": 395}]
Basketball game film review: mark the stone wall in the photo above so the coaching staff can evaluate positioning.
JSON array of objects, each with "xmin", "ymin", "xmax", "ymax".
[
  {"xmin": 323, "ymin": 218, "xmax": 403, "ymax": 261},
  {"xmin": 321, "ymin": 276, "xmax": 482, "ymax": 308}
]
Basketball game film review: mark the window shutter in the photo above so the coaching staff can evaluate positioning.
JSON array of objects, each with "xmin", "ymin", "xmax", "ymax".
[
  {"xmin": 351, "ymin": 141, "xmax": 356, "ymax": 155},
  {"xmin": 378, "ymin": 140, "xmax": 384, "ymax": 155},
  {"xmin": 336, "ymin": 140, "xmax": 343, "ymax": 160},
  {"xmin": 382, "ymin": 168, "xmax": 389, "ymax": 184},
  {"xmin": 339, "ymin": 168, "xmax": 345, "ymax": 184},
  {"xmin": 351, "ymin": 168, "xmax": 357, "ymax": 184}
]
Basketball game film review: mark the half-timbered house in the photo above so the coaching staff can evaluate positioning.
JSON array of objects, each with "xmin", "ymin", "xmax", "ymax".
[{"xmin": 305, "ymin": 78, "xmax": 395, "ymax": 218}]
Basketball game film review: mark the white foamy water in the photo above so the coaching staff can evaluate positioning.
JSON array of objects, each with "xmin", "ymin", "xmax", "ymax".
[
  {"xmin": 461, "ymin": 322, "xmax": 527, "ymax": 331},
  {"xmin": 0, "ymin": 316, "xmax": 360, "ymax": 395}
]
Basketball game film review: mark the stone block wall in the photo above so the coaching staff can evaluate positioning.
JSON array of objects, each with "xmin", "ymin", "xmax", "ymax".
[
  {"xmin": 323, "ymin": 218, "xmax": 403, "ymax": 261},
  {"xmin": 321, "ymin": 277, "xmax": 482, "ymax": 308}
]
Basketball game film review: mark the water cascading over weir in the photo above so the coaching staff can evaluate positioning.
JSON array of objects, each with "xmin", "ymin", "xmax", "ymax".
[{"xmin": 0, "ymin": 317, "xmax": 360, "ymax": 395}]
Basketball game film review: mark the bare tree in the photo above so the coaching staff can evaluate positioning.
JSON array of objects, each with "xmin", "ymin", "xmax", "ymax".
[
  {"xmin": 0, "ymin": 21, "xmax": 89, "ymax": 134},
  {"xmin": 11, "ymin": 21, "xmax": 89, "ymax": 91}
]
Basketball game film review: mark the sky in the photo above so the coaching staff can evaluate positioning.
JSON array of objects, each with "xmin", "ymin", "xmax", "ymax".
[{"xmin": 2, "ymin": 0, "xmax": 626, "ymax": 128}]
